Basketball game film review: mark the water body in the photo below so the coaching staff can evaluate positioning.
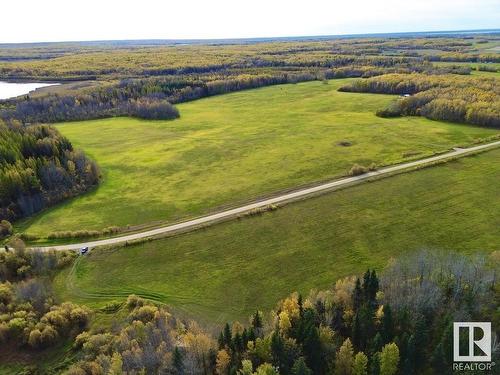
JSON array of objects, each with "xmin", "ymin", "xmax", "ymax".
[{"xmin": 0, "ymin": 81, "xmax": 59, "ymax": 100}]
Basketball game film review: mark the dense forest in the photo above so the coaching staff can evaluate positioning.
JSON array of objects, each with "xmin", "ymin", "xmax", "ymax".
[
  {"xmin": 0, "ymin": 120, "xmax": 99, "ymax": 229},
  {"xmin": 3, "ymin": 245, "xmax": 495, "ymax": 374},
  {"xmin": 0, "ymin": 36, "xmax": 498, "ymax": 80},
  {"xmin": 339, "ymin": 74, "xmax": 500, "ymax": 128}
]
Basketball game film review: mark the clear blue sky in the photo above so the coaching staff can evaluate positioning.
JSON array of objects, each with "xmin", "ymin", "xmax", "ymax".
[{"xmin": 1, "ymin": 0, "xmax": 499, "ymax": 43}]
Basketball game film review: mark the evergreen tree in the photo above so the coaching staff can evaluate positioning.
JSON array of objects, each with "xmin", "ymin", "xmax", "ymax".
[
  {"xmin": 403, "ymin": 335, "xmax": 416, "ymax": 375},
  {"xmin": 358, "ymin": 305, "xmax": 376, "ymax": 351},
  {"xmin": 303, "ymin": 325, "xmax": 323, "ymax": 374},
  {"xmin": 271, "ymin": 331, "xmax": 286, "ymax": 370},
  {"xmin": 353, "ymin": 278, "xmax": 363, "ymax": 313},
  {"xmin": 292, "ymin": 357, "xmax": 312, "ymax": 375},
  {"xmin": 439, "ymin": 321, "xmax": 454, "ymax": 367},
  {"xmin": 379, "ymin": 343, "xmax": 399, "ymax": 375},
  {"xmin": 234, "ymin": 332, "xmax": 244, "ymax": 353},
  {"xmin": 370, "ymin": 333, "xmax": 384, "ymax": 357},
  {"xmin": 223, "ymin": 323, "xmax": 233, "ymax": 348},
  {"xmin": 298, "ymin": 294, "xmax": 304, "ymax": 318},
  {"xmin": 369, "ymin": 352, "xmax": 380, "ymax": 375},
  {"xmin": 413, "ymin": 316, "xmax": 428, "ymax": 367},
  {"xmin": 252, "ymin": 311, "xmax": 263, "ymax": 336},
  {"xmin": 218, "ymin": 332, "xmax": 225, "ymax": 349},
  {"xmin": 172, "ymin": 346, "xmax": 184, "ymax": 375},
  {"xmin": 352, "ymin": 312, "xmax": 361, "ymax": 350},
  {"xmin": 335, "ymin": 338, "xmax": 354, "ymax": 375},
  {"xmin": 394, "ymin": 333, "xmax": 407, "ymax": 363},
  {"xmin": 248, "ymin": 327, "xmax": 256, "ymax": 343},
  {"xmin": 369, "ymin": 270, "xmax": 379, "ymax": 303},
  {"xmin": 362, "ymin": 270, "xmax": 379, "ymax": 307},
  {"xmin": 353, "ymin": 352, "xmax": 368, "ymax": 375},
  {"xmin": 431, "ymin": 343, "xmax": 449, "ymax": 375},
  {"xmin": 363, "ymin": 270, "xmax": 371, "ymax": 302},
  {"xmin": 242, "ymin": 328, "xmax": 248, "ymax": 347},
  {"xmin": 381, "ymin": 305, "xmax": 394, "ymax": 343}
]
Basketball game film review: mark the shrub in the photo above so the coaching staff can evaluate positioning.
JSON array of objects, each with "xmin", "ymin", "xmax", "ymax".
[
  {"xmin": 0, "ymin": 220, "xmax": 13, "ymax": 239},
  {"xmin": 129, "ymin": 305, "xmax": 158, "ymax": 323},
  {"xmin": 126, "ymin": 294, "xmax": 145, "ymax": 309},
  {"xmin": 0, "ymin": 282, "xmax": 13, "ymax": 304},
  {"xmin": 28, "ymin": 329, "xmax": 42, "ymax": 348},
  {"xmin": 74, "ymin": 331, "xmax": 90, "ymax": 349},
  {"xmin": 70, "ymin": 307, "xmax": 91, "ymax": 328},
  {"xmin": 0, "ymin": 322, "xmax": 9, "ymax": 343},
  {"xmin": 40, "ymin": 325, "xmax": 59, "ymax": 346},
  {"xmin": 42, "ymin": 310, "xmax": 69, "ymax": 331},
  {"xmin": 244, "ymin": 204, "xmax": 279, "ymax": 218},
  {"xmin": 349, "ymin": 164, "xmax": 369, "ymax": 176},
  {"xmin": 47, "ymin": 227, "xmax": 122, "ymax": 240},
  {"xmin": 376, "ymin": 103, "xmax": 402, "ymax": 118},
  {"xmin": 19, "ymin": 233, "xmax": 39, "ymax": 241}
]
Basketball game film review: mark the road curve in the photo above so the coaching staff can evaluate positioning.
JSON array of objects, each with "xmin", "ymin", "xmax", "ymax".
[{"xmin": 37, "ymin": 140, "xmax": 500, "ymax": 251}]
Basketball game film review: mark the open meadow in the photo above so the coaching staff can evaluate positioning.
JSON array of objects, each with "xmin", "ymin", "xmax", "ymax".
[
  {"xmin": 53, "ymin": 148, "xmax": 500, "ymax": 324},
  {"xmin": 17, "ymin": 79, "xmax": 499, "ymax": 237}
]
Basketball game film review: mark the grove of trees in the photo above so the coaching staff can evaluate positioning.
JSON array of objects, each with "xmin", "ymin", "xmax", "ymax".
[
  {"xmin": 0, "ymin": 119, "xmax": 100, "ymax": 226},
  {"xmin": 340, "ymin": 73, "xmax": 500, "ymax": 128},
  {"xmin": 0, "ymin": 239, "xmax": 90, "ymax": 351}
]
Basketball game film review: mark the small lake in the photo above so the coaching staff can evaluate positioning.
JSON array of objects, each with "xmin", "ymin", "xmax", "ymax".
[{"xmin": 0, "ymin": 81, "xmax": 60, "ymax": 100}]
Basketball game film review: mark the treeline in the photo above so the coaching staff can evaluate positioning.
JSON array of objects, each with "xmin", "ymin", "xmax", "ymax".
[
  {"xmin": 1, "ymin": 95, "xmax": 179, "ymax": 123},
  {"xmin": 0, "ymin": 239, "xmax": 90, "ymax": 351},
  {"xmin": 340, "ymin": 74, "xmax": 500, "ymax": 128},
  {"xmin": 115, "ymin": 63, "xmax": 469, "ymax": 104},
  {"xmin": 426, "ymin": 53, "xmax": 500, "ymax": 63},
  {"xmin": 0, "ymin": 120, "xmax": 100, "ymax": 226},
  {"xmin": 477, "ymin": 64, "xmax": 499, "ymax": 73},
  {"xmin": 63, "ymin": 250, "xmax": 499, "ymax": 374},
  {"xmin": 0, "ymin": 47, "xmax": 432, "ymax": 80},
  {"xmin": 1, "ymin": 61, "xmax": 467, "ymax": 125}
]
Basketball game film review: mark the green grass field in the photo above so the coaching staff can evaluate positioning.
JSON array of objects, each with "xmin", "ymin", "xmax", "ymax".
[
  {"xmin": 17, "ymin": 79, "xmax": 499, "ymax": 237},
  {"xmin": 433, "ymin": 61, "xmax": 500, "ymax": 76},
  {"xmin": 53, "ymin": 148, "xmax": 500, "ymax": 324}
]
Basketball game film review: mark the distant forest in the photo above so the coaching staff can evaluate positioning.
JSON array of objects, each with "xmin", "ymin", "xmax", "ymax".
[{"xmin": 1, "ymin": 35, "xmax": 498, "ymax": 124}]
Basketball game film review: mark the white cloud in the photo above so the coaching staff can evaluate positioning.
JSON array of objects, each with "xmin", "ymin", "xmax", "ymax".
[{"xmin": 1, "ymin": 0, "xmax": 498, "ymax": 43}]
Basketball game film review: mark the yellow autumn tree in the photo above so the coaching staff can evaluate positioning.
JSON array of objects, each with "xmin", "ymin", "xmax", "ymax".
[{"xmin": 216, "ymin": 349, "xmax": 231, "ymax": 375}]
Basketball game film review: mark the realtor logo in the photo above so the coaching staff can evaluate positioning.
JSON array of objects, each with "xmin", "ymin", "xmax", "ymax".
[{"xmin": 454, "ymin": 322, "xmax": 491, "ymax": 362}]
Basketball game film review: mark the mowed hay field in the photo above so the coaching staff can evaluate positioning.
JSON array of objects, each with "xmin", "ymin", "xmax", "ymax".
[
  {"xmin": 53, "ymin": 148, "xmax": 500, "ymax": 324},
  {"xmin": 19, "ymin": 79, "xmax": 499, "ymax": 236}
]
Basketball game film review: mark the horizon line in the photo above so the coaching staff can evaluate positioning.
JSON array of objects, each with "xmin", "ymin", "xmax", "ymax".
[{"xmin": 1, "ymin": 28, "xmax": 499, "ymax": 46}]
